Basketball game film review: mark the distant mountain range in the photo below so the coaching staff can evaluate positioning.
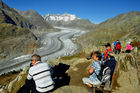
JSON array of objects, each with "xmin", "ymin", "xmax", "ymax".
[{"xmin": 43, "ymin": 13, "xmax": 96, "ymax": 30}]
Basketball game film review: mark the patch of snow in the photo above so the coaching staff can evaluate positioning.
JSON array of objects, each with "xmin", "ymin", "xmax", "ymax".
[{"xmin": 43, "ymin": 13, "xmax": 80, "ymax": 22}]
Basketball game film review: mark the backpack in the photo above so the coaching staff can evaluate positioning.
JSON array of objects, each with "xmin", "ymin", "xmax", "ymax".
[
  {"xmin": 96, "ymin": 64, "xmax": 111, "ymax": 83},
  {"xmin": 116, "ymin": 43, "xmax": 122, "ymax": 49},
  {"xmin": 101, "ymin": 53, "xmax": 105, "ymax": 61}
]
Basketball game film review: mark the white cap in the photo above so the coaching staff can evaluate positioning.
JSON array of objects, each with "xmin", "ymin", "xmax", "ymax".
[{"xmin": 127, "ymin": 41, "xmax": 131, "ymax": 44}]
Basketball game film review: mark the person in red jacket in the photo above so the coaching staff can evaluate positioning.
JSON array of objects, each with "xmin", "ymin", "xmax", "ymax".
[
  {"xmin": 104, "ymin": 43, "xmax": 113, "ymax": 60},
  {"xmin": 115, "ymin": 42, "xmax": 122, "ymax": 54}
]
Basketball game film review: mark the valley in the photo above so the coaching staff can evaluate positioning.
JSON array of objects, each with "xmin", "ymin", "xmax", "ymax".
[
  {"xmin": 0, "ymin": 27, "xmax": 86, "ymax": 75},
  {"xmin": 0, "ymin": 0, "xmax": 140, "ymax": 93}
]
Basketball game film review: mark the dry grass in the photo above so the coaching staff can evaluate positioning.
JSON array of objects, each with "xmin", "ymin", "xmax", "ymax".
[
  {"xmin": 61, "ymin": 52, "xmax": 87, "ymax": 60},
  {"xmin": 0, "ymin": 72, "xmax": 20, "ymax": 85},
  {"xmin": 132, "ymin": 41, "xmax": 140, "ymax": 49}
]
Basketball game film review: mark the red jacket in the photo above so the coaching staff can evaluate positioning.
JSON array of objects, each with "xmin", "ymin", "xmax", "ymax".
[{"xmin": 104, "ymin": 48, "xmax": 113, "ymax": 60}]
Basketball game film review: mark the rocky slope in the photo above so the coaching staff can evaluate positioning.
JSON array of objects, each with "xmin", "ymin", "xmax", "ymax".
[
  {"xmin": 15, "ymin": 9, "xmax": 53, "ymax": 31},
  {"xmin": 0, "ymin": 0, "xmax": 35, "ymax": 29},
  {"xmin": 78, "ymin": 11, "xmax": 140, "ymax": 52},
  {"xmin": 43, "ymin": 13, "xmax": 96, "ymax": 30},
  {"xmin": 76, "ymin": 11, "xmax": 140, "ymax": 93},
  {"xmin": 0, "ymin": 0, "xmax": 38, "ymax": 62},
  {"xmin": 113, "ymin": 54, "xmax": 140, "ymax": 93}
]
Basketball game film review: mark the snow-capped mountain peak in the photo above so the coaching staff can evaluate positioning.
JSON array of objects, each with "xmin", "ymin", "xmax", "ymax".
[{"xmin": 43, "ymin": 13, "xmax": 80, "ymax": 22}]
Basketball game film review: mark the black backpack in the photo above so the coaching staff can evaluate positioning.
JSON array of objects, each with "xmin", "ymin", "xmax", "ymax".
[{"xmin": 96, "ymin": 64, "xmax": 111, "ymax": 83}]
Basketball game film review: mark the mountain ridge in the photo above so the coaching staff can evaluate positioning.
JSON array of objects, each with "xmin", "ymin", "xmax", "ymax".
[
  {"xmin": 43, "ymin": 13, "xmax": 80, "ymax": 22},
  {"xmin": 15, "ymin": 9, "xmax": 53, "ymax": 30},
  {"xmin": 43, "ymin": 13, "xmax": 96, "ymax": 30}
]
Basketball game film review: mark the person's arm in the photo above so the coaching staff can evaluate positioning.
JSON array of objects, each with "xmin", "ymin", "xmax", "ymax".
[
  {"xmin": 104, "ymin": 52, "xmax": 108, "ymax": 60},
  {"xmin": 48, "ymin": 64, "xmax": 54, "ymax": 76},
  {"xmin": 131, "ymin": 46, "xmax": 133, "ymax": 50},
  {"xmin": 88, "ymin": 67, "xmax": 95, "ymax": 74},
  {"xmin": 125, "ymin": 45, "xmax": 128, "ymax": 50},
  {"xmin": 27, "ymin": 69, "xmax": 33, "ymax": 80},
  {"xmin": 112, "ymin": 43, "xmax": 114, "ymax": 46}
]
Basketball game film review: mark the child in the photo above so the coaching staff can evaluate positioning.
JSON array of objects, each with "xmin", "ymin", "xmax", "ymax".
[{"xmin": 82, "ymin": 51, "xmax": 102, "ymax": 92}]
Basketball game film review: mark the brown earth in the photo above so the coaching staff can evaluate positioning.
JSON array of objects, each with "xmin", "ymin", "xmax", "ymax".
[{"xmin": 69, "ymin": 62, "xmax": 90, "ymax": 86}]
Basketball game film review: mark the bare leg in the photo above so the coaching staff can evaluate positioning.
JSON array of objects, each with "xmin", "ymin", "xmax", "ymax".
[{"xmin": 87, "ymin": 83, "xmax": 93, "ymax": 87}]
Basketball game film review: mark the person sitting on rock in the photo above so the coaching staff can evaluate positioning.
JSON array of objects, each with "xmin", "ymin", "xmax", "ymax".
[
  {"xmin": 20, "ymin": 54, "xmax": 54, "ymax": 93},
  {"xmin": 82, "ymin": 51, "xmax": 102, "ymax": 92}
]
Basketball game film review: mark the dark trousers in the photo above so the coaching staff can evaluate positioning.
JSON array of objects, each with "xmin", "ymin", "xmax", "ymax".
[
  {"xmin": 115, "ymin": 49, "xmax": 121, "ymax": 54},
  {"xmin": 17, "ymin": 79, "xmax": 44, "ymax": 93},
  {"xmin": 125, "ymin": 50, "xmax": 131, "ymax": 53}
]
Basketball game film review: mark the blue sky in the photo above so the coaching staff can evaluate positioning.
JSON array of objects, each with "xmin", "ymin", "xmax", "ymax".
[{"xmin": 3, "ymin": 0, "xmax": 140, "ymax": 23}]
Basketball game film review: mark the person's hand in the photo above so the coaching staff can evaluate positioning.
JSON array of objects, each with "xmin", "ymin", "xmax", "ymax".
[{"xmin": 88, "ymin": 67, "xmax": 94, "ymax": 74}]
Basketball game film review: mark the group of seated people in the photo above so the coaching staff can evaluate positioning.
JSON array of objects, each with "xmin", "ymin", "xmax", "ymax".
[
  {"xmin": 19, "ymin": 41, "xmax": 132, "ymax": 93},
  {"xmin": 83, "ymin": 43, "xmax": 117, "ymax": 92}
]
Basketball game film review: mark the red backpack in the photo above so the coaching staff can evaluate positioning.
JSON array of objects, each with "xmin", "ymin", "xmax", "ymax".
[{"xmin": 116, "ymin": 43, "xmax": 122, "ymax": 49}]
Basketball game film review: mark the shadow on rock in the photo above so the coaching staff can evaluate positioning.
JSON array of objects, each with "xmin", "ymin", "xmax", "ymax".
[{"xmin": 52, "ymin": 63, "xmax": 70, "ymax": 90}]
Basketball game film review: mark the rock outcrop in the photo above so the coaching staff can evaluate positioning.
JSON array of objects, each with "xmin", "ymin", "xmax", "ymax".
[
  {"xmin": 0, "ymin": 67, "xmax": 29, "ymax": 93},
  {"xmin": 113, "ymin": 54, "xmax": 140, "ymax": 93},
  {"xmin": 0, "ymin": 0, "xmax": 35, "ymax": 29}
]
